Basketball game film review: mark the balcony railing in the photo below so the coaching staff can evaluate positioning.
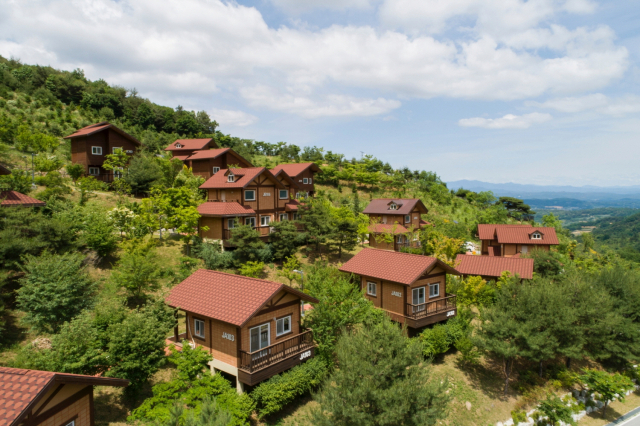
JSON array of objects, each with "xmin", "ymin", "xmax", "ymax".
[
  {"xmin": 405, "ymin": 294, "xmax": 456, "ymax": 320},
  {"xmin": 224, "ymin": 226, "xmax": 273, "ymax": 240},
  {"xmin": 239, "ymin": 330, "xmax": 314, "ymax": 373}
]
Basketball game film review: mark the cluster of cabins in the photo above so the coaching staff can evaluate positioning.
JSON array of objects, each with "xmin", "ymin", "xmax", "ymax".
[{"xmin": 0, "ymin": 122, "xmax": 561, "ymax": 418}]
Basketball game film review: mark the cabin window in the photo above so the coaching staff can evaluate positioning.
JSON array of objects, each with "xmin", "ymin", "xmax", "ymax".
[
  {"xmin": 112, "ymin": 147, "xmax": 122, "ymax": 154},
  {"xmin": 194, "ymin": 318, "xmax": 205, "ymax": 339},
  {"xmin": 260, "ymin": 215, "xmax": 271, "ymax": 226},
  {"xmin": 250, "ymin": 323, "xmax": 270, "ymax": 354},
  {"xmin": 396, "ymin": 235, "xmax": 404, "ymax": 243},
  {"xmin": 303, "ymin": 178, "xmax": 309, "ymax": 184},
  {"xmin": 212, "ymin": 167, "xmax": 220, "ymax": 174},
  {"xmin": 228, "ymin": 218, "xmax": 236, "ymax": 229},
  {"xmin": 91, "ymin": 146, "xmax": 103, "ymax": 155},
  {"xmin": 245, "ymin": 217, "xmax": 256, "ymax": 227},
  {"xmin": 276, "ymin": 315, "xmax": 292, "ymax": 336},
  {"xmin": 405, "ymin": 215, "xmax": 411, "ymax": 223},
  {"xmin": 531, "ymin": 232, "xmax": 542, "ymax": 240},
  {"xmin": 88, "ymin": 167, "xmax": 100, "ymax": 176},
  {"xmin": 244, "ymin": 190, "xmax": 256, "ymax": 201},
  {"xmin": 412, "ymin": 287, "xmax": 426, "ymax": 312},
  {"xmin": 175, "ymin": 143, "xmax": 183, "ymax": 148},
  {"xmin": 114, "ymin": 167, "xmax": 124, "ymax": 179},
  {"xmin": 367, "ymin": 281, "xmax": 377, "ymax": 296},
  {"xmin": 389, "ymin": 203, "xmax": 397, "ymax": 210},
  {"xmin": 293, "ymin": 213, "xmax": 301, "ymax": 220},
  {"xmin": 279, "ymin": 189, "xmax": 288, "ymax": 199},
  {"xmin": 429, "ymin": 283, "xmax": 440, "ymax": 298},
  {"xmin": 227, "ymin": 174, "xmax": 235, "ymax": 183},
  {"xmin": 64, "ymin": 420, "xmax": 75, "ymax": 426},
  {"xmin": 279, "ymin": 213, "xmax": 288, "ymax": 221},
  {"xmin": 309, "ymin": 178, "xmax": 312, "ymax": 184}
]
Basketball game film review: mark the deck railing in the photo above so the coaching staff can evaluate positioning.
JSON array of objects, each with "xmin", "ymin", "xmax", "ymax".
[
  {"xmin": 405, "ymin": 294, "xmax": 457, "ymax": 320},
  {"xmin": 239, "ymin": 330, "xmax": 314, "ymax": 373},
  {"xmin": 224, "ymin": 226, "xmax": 273, "ymax": 240}
]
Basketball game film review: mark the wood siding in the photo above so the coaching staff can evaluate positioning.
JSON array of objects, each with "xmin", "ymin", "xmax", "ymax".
[
  {"xmin": 27, "ymin": 387, "xmax": 93, "ymax": 426},
  {"xmin": 70, "ymin": 128, "xmax": 138, "ymax": 175}
]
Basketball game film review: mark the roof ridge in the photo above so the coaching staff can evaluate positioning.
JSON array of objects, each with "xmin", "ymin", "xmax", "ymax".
[
  {"xmin": 361, "ymin": 247, "xmax": 436, "ymax": 261},
  {"xmin": 197, "ymin": 268, "xmax": 284, "ymax": 286}
]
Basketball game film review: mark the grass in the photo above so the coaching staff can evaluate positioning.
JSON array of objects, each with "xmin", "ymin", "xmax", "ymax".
[{"xmin": 578, "ymin": 390, "xmax": 640, "ymax": 425}]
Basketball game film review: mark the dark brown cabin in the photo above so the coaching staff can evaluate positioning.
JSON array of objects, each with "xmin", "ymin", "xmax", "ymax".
[
  {"xmin": 270, "ymin": 163, "xmax": 320, "ymax": 197},
  {"xmin": 363, "ymin": 199, "xmax": 430, "ymax": 251},
  {"xmin": 477, "ymin": 224, "xmax": 559, "ymax": 257},
  {"xmin": 185, "ymin": 148, "xmax": 253, "ymax": 180},
  {"xmin": 164, "ymin": 138, "xmax": 219, "ymax": 161}
]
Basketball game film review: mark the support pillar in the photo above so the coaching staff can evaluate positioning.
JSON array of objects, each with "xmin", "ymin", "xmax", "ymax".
[{"xmin": 236, "ymin": 379, "xmax": 245, "ymax": 394}]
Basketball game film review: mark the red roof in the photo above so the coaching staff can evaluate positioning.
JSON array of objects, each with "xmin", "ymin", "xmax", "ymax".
[
  {"xmin": 172, "ymin": 154, "xmax": 191, "ymax": 162},
  {"xmin": 200, "ymin": 168, "xmax": 283, "ymax": 190},
  {"xmin": 455, "ymin": 254, "xmax": 534, "ymax": 279},
  {"xmin": 270, "ymin": 162, "xmax": 320, "ymax": 178},
  {"xmin": 496, "ymin": 226, "xmax": 559, "ymax": 245},
  {"xmin": 285, "ymin": 200, "xmax": 300, "ymax": 212},
  {"xmin": 1, "ymin": 191, "xmax": 45, "ymax": 207},
  {"xmin": 0, "ymin": 367, "xmax": 128, "ymax": 426},
  {"xmin": 165, "ymin": 270, "xmax": 318, "ymax": 327},
  {"xmin": 368, "ymin": 223, "xmax": 409, "ymax": 234},
  {"xmin": 363, "ymin": 199, "xmax": 428, "ymax": 215},
  {"xmin": 165, "ymin": 138, "xmax": 217, "ymax": 151},
  {"xmin": 63, "ymin": 122, "xmax": 140, "ymax": 145},
  {"xmin": 0, "ymin": 165, "xmax": 10, "ymax": 175},
  {"xmin": 478, "ymin": 224, "xmax": 531, "ymax": 240},
  {"xmin": 184, "ymin": 148, "xmax": 230, "ymax": 160},
  {"xmin": 339, "ymin": 248, "xmax": 459, "ymax": 285},
  {"xmin": 197, "ymin": 202, "xmax": 256, "ymax": 216}
]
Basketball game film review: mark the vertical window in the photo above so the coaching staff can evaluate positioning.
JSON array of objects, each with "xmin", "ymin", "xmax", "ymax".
[
  {"xmin": 88, "ymin": 167, "xmax": 100, "ymax": 175},
  {"xmin": 367, "ymin": 281, "xmax": 377, "ymax": 296},
  {"xmin": 279, "ymin": 213, "xmax": 288, "ymax": 221},
  {"xmin": 250, "ymin": 323, "xmax": 270, "ymax": 354},
  {"xmin": 405, "ymin": 215, "xmax": 411, "ymax": 223},
  {"xmin": 228, "ymin": 218, "xmax": 236, "ymax": 229},
  {"xmin": 244, "ymin": 190, "xmax": 256, "ymax": 201},
  {"xmin": 303, "ymin": 178, "xmax": 309, "ymax": 184},
  {"xmin": 276, "ymin": 316, "xmax": 292, "ymax": 336},
  {"xmin": 389, "ymin": 203, "xmax": 397, "ymax": 210},
  {"xmin": 194, "ymin": 318, "xmax": 205, "ymax": 338},
  {"xmin": 397, "ymin": 235, "xmax": 404, "ymax": 243},
  {"xmin": 279, "ymin": 189, "xmax": 288, "ymax": 199},
  {"xmin": 212, "ymin": 167, "xmax": 220, "ymax": 174},
  {"xmin": 91, "ymin": 146, "xmax": 103, "ymax": 155},
  {"xmin": 293, "ymin": 213, "xmax": 301, "ymax": 220},
  {"xmin": 261, "ymin": 215, "xmax": 271, "ymax": 226},
  {"xmin": 114, "ymin": 167, "xmax": 124, "ymax": 178},
  {"xmin": 309, "ymin": 178, "xmax": 312, "ymax": 184},
  {"xmin": 245, "ymin": 217, "xmax": 256, "ymax": 227},
  {"xmin": 429, "ymin": 283, "xmax": 440, "ymax": 298},
  {"xmin": 413, "ymin": 287, "xmax": 425, "ymax": 312},
  {"xmin": 227, "ymin": 174, "xmax": 235, "ymax": 182}
]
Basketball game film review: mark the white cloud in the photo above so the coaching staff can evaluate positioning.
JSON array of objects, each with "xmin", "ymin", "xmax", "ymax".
[
  {"xmin": 458, "ymin": 112, "xmax": 553, "ymax": 129},
  {"xmin": 530, "ymin": 94, "xmax": 640, "ymax": 115},
  {"xmin": 240, "ymin": 85, "xmax": 401, "ymax": 118},
  {"xmin": 268, "ymin": 0, "xmax": 372, "ymax": 13},
  {"xmin": 209, "ymin": 109, "xmax": 258, "ymax": 127}
]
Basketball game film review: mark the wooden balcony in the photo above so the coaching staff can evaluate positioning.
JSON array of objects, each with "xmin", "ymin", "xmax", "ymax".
[
  {"xmin": 238, "ymin": 330, "xmax": 315, "ymax": 386},
  {"xmin": 224, "ymin": 226, "xmax": 273, "ymax": 241},
  {"xmin": 402, "ymin": 294, "xmax": 457, "ymax": 328}
]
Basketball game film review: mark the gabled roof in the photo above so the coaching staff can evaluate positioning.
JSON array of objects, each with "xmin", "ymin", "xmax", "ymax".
[
  {"xmin": 0, "ymin": 367, "xmax": 128, "ymax": 426},
  {"xmin": 165, "ymin": 138, "xmax": 217, "ymax": 151},
  {"xmin": 197, "ymin": 202, "xmax": 256, "ymax": 217},
  {"xmin": 165, "ymin": 270, "xmax": 319, "ymax": 327},
  {"xmin": 363, "ymin": 199, "xmax": 428, "ymax": 215},
  {"xmin": 0, "ymin": 164, "xmax": 10, "ymax": 175},
  {"xmin": 270, "ymin": 162, "xmax": 320, "ymax": 178},
  {"xmin": 477, "ymin": 224, "xmax": 531, "ymax": 240},
  {"xmin": 339, "ymin": 248, "xmax": 459, "ymax": 286},
  {"xmin": 63, "ymin": 122, "xmax": 141, "ymax": 146},
  {"xmin": 455, "ymin": 254, "xmax": 534, "ymax": 279},
  {"xmin": 199, "ymin": 167, "xmax": 284, "ymax": 190},
  {"xmin": 285, "ymin": 199, "xmax": 301, "ymax": 212},
  {"xmin": 496, "ymin": 226, "xmax": 559, "ymax": 245},
  {"xmin": 0, "ymin": 191, "xmax": 45, "ymax": 207},
  {"xmin": 271, "ymin": 169, "xmax": 299, "ymax": 189},
  {"xmin": 185, "ymin": 148, "xmax": 231, "ymax": 160},
  {"xmin": 368, "ymin": 223, "xmax": 409, "ymax": 234}
]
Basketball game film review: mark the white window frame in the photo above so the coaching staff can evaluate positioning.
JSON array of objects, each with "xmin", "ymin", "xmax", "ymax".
[
  {"xmin": 279, "ymin": 189, "xmax": 288, "ymax": 199},
  {"xmin": 412, "ymin": 287, "xmax": 426, "ymax": 312},
  {"xmin": 114, "ymin": 166, "xmax": 124, "ymax": 179},
  {"xmin": 227, "ymin": 174, "xmax": 235, "ymax": 182},
  {"xmin": 260, "ymin": 215, "xmax": 271, "ymax": 226},
  {"xmin": 367, "ymin": 281, "xmax": 377, "ymax": 296},
  {"xmin": 228, "ymin": 218, "xmax": 236, "ymax": 229},
  {"xmin": 303, "ymin": 178, "xmax": 309, "ymax": 184},
  {"xmin": 212, "ymin": 167, "xmax": 220, "ymax": 174},
  {"xmin": 405, "ymin": 215, "xmax": 411, "ymax": 223},
  {"xmin": 194, "ymin": 318, "xmax": 205, "ymax": 339},
  {"xmin": 175, "ymin": 143, "xmax": 183, "ymax": 148},
  {"xmin": 91, "ymin": 146, "xmax": 103, "ymax": 155},
  {"xmin": 244, "ymin": 190, "xmax": 256, "ymax": 201},
  {"xmin": 429, "ymin": 283, "xmax": 440, "ymax": 298},
  {"xmin": 531, "ymin": 232, "xmax": 542, "ymax": 240},
  {"xmin": 250, "ymin": 323, "xmax": 270, "ymax": 355},
  {"xmin": 64, "ymin": 421, "xmax": 75, "ymax": 426},
  {"xmin": 112, "ymin": 147, "xmax": 122, "ymax": 154},
  {"xmin": 389, "ymin": 203, "xmax": 397, "ymax": 210},
  {"xmin": 88, "ymin": 167, "xmax": 100, "ymax": 176},
  {"xmin": 309, "ymin": 178, "xmax": 312, "ymax": 184},
  {"xmin": 245, "ymin": 217, "xmax": 256, "ymax": 227},
  {"xmin": 276, "ymin": 315, "xmax": 292, "ymax": 337},
  {"xmin": 279, "ymin": 213, "xmax": 288, "ymax": 221},
  {"xmin": 397, "ymin": 235, "xmax": 404, "ymax": 243}
]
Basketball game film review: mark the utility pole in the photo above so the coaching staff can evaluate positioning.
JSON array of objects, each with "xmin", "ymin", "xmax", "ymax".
[{"xmin": 31, "ymin": 153, "xmax": 35, "ymax": 188}]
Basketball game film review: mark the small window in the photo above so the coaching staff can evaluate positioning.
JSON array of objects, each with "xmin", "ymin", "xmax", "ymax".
[
  {"xmin": 91, "ymin": 146, "xmax": 102, "ymax": 155},
  {"xmin": 245, "ymin": 217, "xmax": 256, "ymax": 227},
  {"xmin": 309, "ymin": 178, "xmax": 312, "ymax": 184},
  {"xmin": 279, "ymin": 189, "xmax": 288, "ymax": 199},
  {"xmin": 405, "ymin": 215, "xmax": 411, "ymax": 223},
  {"xmin": 228, "ymin": 218, "xmax": 236, "ymax": 229},
  {"xmin": 293, "ymin": 213, "xmax": 301, "ymax": 220},
  {"xmin": 112, "ymin": 147, "xmax": 122, "ymax": 154},
  {"xmin": 279, "ymin": 213, "xmax": 288, "ymax": 221},
  {"xmin": 389, "ymin": 203, "xmax": 397, "ymax": 210},
  {"xmin": 64, "ymin": 421, "xmax": 75, "ymax": 426},
  {"xmin": 212, "ymin": 167, "xmax": 220, "ymax": 174},
  {"xmin": 175, "ymin": 143, "xmax": 183, "ymax": 148},
  {"xmin": 245, "ymin": 190, "xmax": 256, "ymax": 201},
  {"xmin": 88, "ymin": 167, "xmax": 100, "ymax": 175},
  {"xmin": 303, "ymin": 178, "xmax": 309, "ymax": 184},
  {"xmin": 397, "ymin": 235, "xmax": 404, "ymax": 243},
  {"xmin": 261, "ymin": 215, "xmax": 271, "ymax": 226},
  {"xmin": 367, "ymin": 281, "xmax": 377, "ymax": 296},
  {"xmin": 531, "ymin": 232, "xmax": 542, "ymax": 240},
  {"xmin": 194, "ymin": 318, "xmax": 205, "ymax": 339},
  {"xmin": 276, "ymin": 316, "xmax": 292, "ymax": 336},
  {"xmin": 114, "ymin": 167, "xmax": 124, "ymax": 178},
  {"xmin": 429, "ymin": 283, "xmax": 440, "ymax": 298},
  {"xmin": 227, "ymin": 174, "xmax": 235, "ymax": 182}
]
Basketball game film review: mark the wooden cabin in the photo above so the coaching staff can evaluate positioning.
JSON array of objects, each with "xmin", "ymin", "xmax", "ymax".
[
  {"xmin": 478, "ymin": 224, "xmax": 559, "ymax": 257},
  {"xmin": 339, "ymin": 248, "xmax": 460, "ymax": 329},
  {"xmin": 197, "ymin": 167, "xmax": 299, "ymax": 245},
  {"xmin": 362, "ymin": 199, "xmax": 430, "ymax": 251},
  {"xmin": 165, "ymin": 270, "xmax": 319, "ymax": 393},
  {"xmin": 0, "ymin": 367, "xmax": 128, "ymax": 426},
  {"xmin": 64, "ymin": 122, "xmax": 140, "ymax": 181},
  {"xmin": 454, "ymin": 254, "xmax": 534, "ymax": 281},
  {"xmin": 270, "ymin": 163, "xmax": 321, "ymax": 197},
  {"xmin": 185, "ymin": 148, "xmax": 253, "ymax": 180},
  {"xmin": 164, "ymin": 138, "xmax": 218, "ymax": 161},
  {"xmin": 1, "ymin": 191, "xmax": 45, "ymax": 208}
]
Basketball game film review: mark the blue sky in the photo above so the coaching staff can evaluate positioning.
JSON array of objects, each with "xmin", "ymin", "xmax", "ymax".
[{"xmin": 1, "ymin": 0, "xmax": 639, "ymax": 186}]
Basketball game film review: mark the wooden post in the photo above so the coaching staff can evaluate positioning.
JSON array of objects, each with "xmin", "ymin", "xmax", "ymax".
[{"xmin": 174, "ymin": 310, "xmax": 179, "ymax": 343}]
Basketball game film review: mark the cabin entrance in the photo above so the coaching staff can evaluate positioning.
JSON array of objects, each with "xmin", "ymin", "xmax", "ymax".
[
  {"xmin": 412, "ymin": 287, "xmax": 425, "ymax": 313},
  {"xmin": 250, "ymin": 323, "xmax": 270, "ymax": 359}
]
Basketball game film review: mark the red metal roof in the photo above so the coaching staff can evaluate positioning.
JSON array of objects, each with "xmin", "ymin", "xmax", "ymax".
[
  {"xmin": 363, "ymin": 199, "xmax": 428, "ymax": 215},
  {"xmin": 184, "ymin": 148, "xmax": 230, "ymax": 160},
  {"xmin": 284, "ymin": 199, "xmax": 301, "ymax": 212},
  {"xmin": 200, "ymin": 168, "xmax": 284, "ymax": 189},
  {"xmin": 495, "ymin": 226, "xmax": 559, "ymax": 245},
  {"xmin": 63, "ymin": 122, "xmax": 140, "ymax": 145},
  {"xmin": 1, "ymin": 191, "xmax": 45, "ymax": 207},
  {"xmin": 478, "ymin": 224, "xmax": 531, "ymax": 240},
  {"xmin": 368, "ymin": 223, "xmax": 409, "ymax": 234},
  {"xmin": 455, "ymin": 254, "xmax": 534, "ymax": 279},
  {"xmin": 270, "ymin": 162, "xmax": 320, "ymax": 178},
  {"xmin": 165, "ymin": 138, "xmax": 217, "ymax": 151},
  {"xmin": 197, "ymin": 202, "xmax": 256, "ymax": 216},
  {"xmin": 339, "ymin": 248, "xmax": 459, "ymax": 285},
  {"xmin": 0, "ymin": 367, "xmax": 128, "ymax": 426},
  {"xmin": 172, "ymin": 154, "xmax": 191, "ymax": 162},
  {"xmin": 165, "ymin": 270, "xmax": 318, "ymax": 327}
]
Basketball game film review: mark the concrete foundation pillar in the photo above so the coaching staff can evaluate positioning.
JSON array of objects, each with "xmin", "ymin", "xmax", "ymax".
[{"xmin": 236, "ymin": 379, "xmax": 245, "ymax": 394}]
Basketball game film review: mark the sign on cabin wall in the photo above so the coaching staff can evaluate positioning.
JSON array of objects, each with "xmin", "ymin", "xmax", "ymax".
[
  {"xmin": 263, "ymin": 192, "xmax": 271, "ymax": 196},
  {"xmin": 222, "ymin": 332, "xmax": 235, "ymax": 341},
  {"xmin": 391, "ymin": 291, "xmax": 402, "ymax": 297}
]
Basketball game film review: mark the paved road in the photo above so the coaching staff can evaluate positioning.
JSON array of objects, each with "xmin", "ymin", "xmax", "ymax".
[{"xmin": 606, "ymin": 407, "xmax": 640, "ymax": 426}]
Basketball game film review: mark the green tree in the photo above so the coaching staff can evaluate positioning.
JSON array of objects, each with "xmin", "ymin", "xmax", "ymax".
[
  {"xmin": 0, "ymin": 169, "xmax": 32, "ymax": 193},
  {"xmin": 239, "ymin": 261, "xmax": 265, "ymax": 278},
  {"xmin": 278, "ymin": 256, "xmax": 301, "ymax": 286},
  {"xmin": 269, "ymin": 220, "xmax": 301, "ymax": 261},
  {"xmin": 579, "ymin": 369, "xmax": 634, "ymax": 418},
  {"xmin": 299, "ymin": 197, "xmax": 333, "ymax": 254},
  {"xmin": 33, "ymin": 153, "xmax": 63, "ymax": 173},
  {"xmin": 228, "ymin": 224, "xmax": 265, "ymax": 265},
  {"xmin": 83, "ymin": 209, "xmax": 118, "ymax": 256},
  {"xmin": 17, "ymin": 252, "xmax": 96, "ymax": 333},
  {"xmin": 536, "ymin": 394, "xmax": 576, "ymax": 426},
  {"xmin": 311, "ymin": 318, "xmax": 450, "ymax": 426},
  {"xmin": 160, "ymin": 396, "xmax": 233, "ymax": 426},
  {"xmin": 582, "ymin": 232, "xmax": 595, "ymax": 253},
  {"xmin": 175, "ymin": 205, "xmax": 206, "ymax": 256},
  {"xmin": 328, "ymin": 207, "xmax": 359, "ymax": 260},
  {"xmin": 497, "ymin": 196, "xmax": 535, "ymax": 219},
  {"xmin": 77, "ymin": 176, "xmax": 107, "ymax": 205},
  {"xmin": 124, "ymin": 153, "xmax": 162, "ymax": 193},
  {"xmin": 111, "ymin": 239, "xmax": 161, "ymax": 300},
  {"xmin": 65, "ymin": 163, "xmax": 84, "ymax": 183}
]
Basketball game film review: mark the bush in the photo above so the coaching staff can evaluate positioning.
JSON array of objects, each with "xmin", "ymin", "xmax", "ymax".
[
  {"xmin": 511, "ymin": 409, "xmax": 527, "ymax": 425},
  {"xmin": 239, "ymin": 261, "xmax": 264, "ymax": 278},
  {"xmin": 195, "ymin": 241, "xmax": 235, "ymax": 270},
  {"xmin": 420, "ymin": 324, "xmax": 451, "ymax": 357},
  {"xmin": 419, "ymin": 312, "xmax": 473, "ymax": 358},
  {"xmin": 251, "ymin": 357, "xmax": 328, "ymax": 418}
]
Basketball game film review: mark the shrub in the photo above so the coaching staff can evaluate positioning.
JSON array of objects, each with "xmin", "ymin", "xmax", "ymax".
[
  {"xmin": 536, "ymin": 394, "xmax": 576, "ymax": 426},
  {"xmin": 511, "ymin": 409, "xmax": 527, "ymax": 425},
  {"xmin": 195, "ymin": 241, "xmax": 235, "ymax": 270},
  {"xmin": 239, "ymin": 261, "xmax": 264, "ymax": 278},
  {"xmin": 420, "ymin": 324, "xmax": 451, "ymax": 357},
  {"xmin": 251, "ymin": 357, "xmax": 328, "ymax": 418}
]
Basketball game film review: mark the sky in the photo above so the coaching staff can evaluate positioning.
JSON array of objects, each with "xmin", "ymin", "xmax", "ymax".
[{"xmin": 1, "ymin": 0, "xmax": 639, "ymax": 186}]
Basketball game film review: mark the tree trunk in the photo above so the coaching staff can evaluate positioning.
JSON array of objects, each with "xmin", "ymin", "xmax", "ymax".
[
  {"xmin": 539, "ymin": 360, "xmax": 543, "ymax": 378},
  {"xmin": 503, "ymin": 357, "xmax": 513, "ymax": 396},
  {"xmin": 603, "ymin": 401, "xmax": 608, "ymax": 418},
  {"xmin": 566, "ymin": 357, "xmax": 571, "ymax": 369}
]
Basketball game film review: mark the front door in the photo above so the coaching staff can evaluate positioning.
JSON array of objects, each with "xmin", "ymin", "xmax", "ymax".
[
  {"xmin": 412, "ymin": 287, "xmax": 426, "ymax": 312},
  {"xmin": 521, "ymin": 245, "xmax": 528, "ymax": 254},
  {"xmin": 250, "ymin": 323, "xmax": 270, "ymax": 358}
]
